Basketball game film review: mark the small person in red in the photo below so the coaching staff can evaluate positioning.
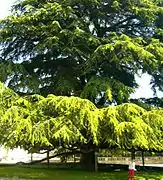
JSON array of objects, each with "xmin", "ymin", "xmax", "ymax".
[{"xmin": 128, "ymin": 161, "xmax": 136, "ymax": 180}]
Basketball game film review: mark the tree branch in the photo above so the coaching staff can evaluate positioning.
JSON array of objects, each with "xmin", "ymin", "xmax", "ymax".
[
  {"xmin": 37, "ymin": 148, "xmax": 56, "ymax": 154},
  {"xmin": 28, "ymin": 150, "xmax": 81, "ymax": 165}
]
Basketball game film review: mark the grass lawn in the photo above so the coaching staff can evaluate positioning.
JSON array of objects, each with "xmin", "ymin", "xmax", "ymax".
[{"xmin": 0, "ymin": 167, "xmax": 162, "ymax": 180}]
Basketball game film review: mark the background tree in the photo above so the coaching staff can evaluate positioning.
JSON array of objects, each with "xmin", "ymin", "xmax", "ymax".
[
  {"xmin": 0, "ymin": 0, "xmax": 163, "ymax": 103},
  {"xmin": 130, "ymin": 97, "xmax": 163, "ymax": 110}
]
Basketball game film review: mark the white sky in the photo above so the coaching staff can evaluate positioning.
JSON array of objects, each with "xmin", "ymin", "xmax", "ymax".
[
  {"xmin": 0, "ymin": 0, "xmax": 16, "ymax": 19},
  {"xmin": 0, "ymin": 0, "xmax": 163, "ymax": 99},
  {"xmin": 131, "ymin": 74, "xmax": 163, "ymax": 99}
]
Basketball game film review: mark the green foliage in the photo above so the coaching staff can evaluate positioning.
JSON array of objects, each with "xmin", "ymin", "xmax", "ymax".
[
  {"xmin": 0, "ymin": 0, "xmax": 163, "ymax": 170},
  {"xmin": 100, "ymin": 103, "xmax": 163, "ymax": 151},
  {"xmin": 142, "ymin": 109, "xmax": 163, "ymax": 151},
  {"xmin": 81, "ymin": 77, "xmax": 134, "ymax": 105},
  {"xmin": 101, "ymin": 104, "xmax": 149, "ymax": 149},
  {"xmin": 0, "ymin": 92, "xmax": 100, "ymax": 149},
  {"xmin": 0, "ymin": 83, "xmax": 162, "ymax": 153},
  {"xmin": 0, "ymin": 82, "xmax": 19, "ymax": 146},
  {"xmin": 0, "ymin": 82, "xmax": 18, "ymax": 110},
  {"xmin": 0, "ymin": 0, "xmax": 163, "ymax": 105},
  {"xmin": 37, "ymin": 94, "xmax": 100, "ymax": 145},
  {"xmin": 130, "ymin": 97, "xmax": 163, "ymax": 111}
]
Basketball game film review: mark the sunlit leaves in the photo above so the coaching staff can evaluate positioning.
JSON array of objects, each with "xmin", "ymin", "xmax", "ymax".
[
  {"xmin": 0, "ymin": 83, "xmax": 162, "ymax": 152},
  {"xmin": 101, "ymin": 103, "xmax": 163, "ymax": 151}
]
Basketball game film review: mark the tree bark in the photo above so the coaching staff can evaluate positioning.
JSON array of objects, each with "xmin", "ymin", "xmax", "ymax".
[
  {"xmin": 47, "ymin": 150, "xmax": 50, "ymax": 168},
  {"xmin": 141, "ymin": 151, "xmax": 145, "ymax": 167},
  {"xmin": 94, "ymin": 151, "xmax": 98, "ymax": 172},
  {"xmin": 28, "ymin": 150, "xmax": 80, "ymax": 165},
  {"xmin": 30, "ymin": 153, "xmax": 33, "ymax": 162},
  {"xmin": 131, "ymin": 150, "xmax": 135, "ymax": 161},
  {"xmin": 80, "ymin": 150, "xmax": 98, "ymax": 171},
  {"xmin": 73, "ymin": 154, "xmax": 76, "ymax": 163}
]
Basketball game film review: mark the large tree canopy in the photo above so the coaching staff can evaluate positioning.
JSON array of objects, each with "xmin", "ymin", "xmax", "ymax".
[
  {"xmin": 0, "ymin": 82, "xmax": 162, "ymax": 171},
  {"xmin": 0, "ymin": 0, "xmax": 163, "ymax": 106},
  {"xmin": 0, "ymin": 82, "xmax": 162, "ymax": 153},
  {"xmin": 0, "ymin": 0, "xmax": 163, "ymax": 171}
]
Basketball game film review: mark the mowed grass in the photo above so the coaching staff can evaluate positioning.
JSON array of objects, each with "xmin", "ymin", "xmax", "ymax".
[{"xmin": 0, "ymin": 167, "xmax": 162, "ymax": 180}]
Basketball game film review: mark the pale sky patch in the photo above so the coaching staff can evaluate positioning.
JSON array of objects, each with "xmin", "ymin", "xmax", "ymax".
[
  {"xmin": 130, "ymin": 73, "xmax": 159, "ymax": 99},
  {"xmin": 0, "ymin": 0, "xmax": 16, "ymax": 19}
]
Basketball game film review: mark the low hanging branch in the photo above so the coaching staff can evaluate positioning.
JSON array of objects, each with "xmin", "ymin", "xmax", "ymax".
[
  {"xmin": 37, "ymin": 148, "xmax": 56, "ymax": 154},
  {"xmin": 28, "ymin": 150, "xmax": 82, "ymax": 165}
]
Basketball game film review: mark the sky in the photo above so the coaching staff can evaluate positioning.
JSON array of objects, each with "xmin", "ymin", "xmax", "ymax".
[
  {"xmin": 0, "ymin": 0, "xmax": 163, "ymax": 99},
  {"xmin": 0, "ymin": 0, "xmax": 16, "ymax": 19}
]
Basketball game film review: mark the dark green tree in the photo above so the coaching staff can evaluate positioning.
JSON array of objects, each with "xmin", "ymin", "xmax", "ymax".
[
  {"xmin": 0, "ymin": 0, "xmax": 163, "ymax": 102},
  {"xmin": 130, "ymin": 97, "xmax": 163, "ymax": 109}
]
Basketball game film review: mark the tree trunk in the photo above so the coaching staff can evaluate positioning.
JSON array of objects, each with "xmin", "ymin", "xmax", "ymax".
[
  {"xmin": 131, "ymin": 150, "xmax": 135, "ymax": 161},
  {"xmin": 94, "ymin": 151, "xmax": 98, "ymax": 172},
  {"xmin": 80, "ymin": 150, "xmax": 98, "ymax": 171},
  {"xmin": 47, "ymin": 150, "xmax": 50, "ymax": 168},
  {"xmin": 141, "ymin": 151, "xmax": 145, "ymax": 167},
  {"xmin": 30, "ymin": 153, "xmax": 33, "ymax": 162},
  {"xmin": 73, "ymin": 155, "xmax": 76, "ymax": 163}
]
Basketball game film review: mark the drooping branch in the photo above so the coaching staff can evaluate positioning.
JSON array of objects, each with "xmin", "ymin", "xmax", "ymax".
[
  {"xmin": 28, "ymin": 150, "xmax": 82, "ymax": 165},
  {"xmin": 37, "ymin": 148, "xmax": 56, "ymax": 154}
]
